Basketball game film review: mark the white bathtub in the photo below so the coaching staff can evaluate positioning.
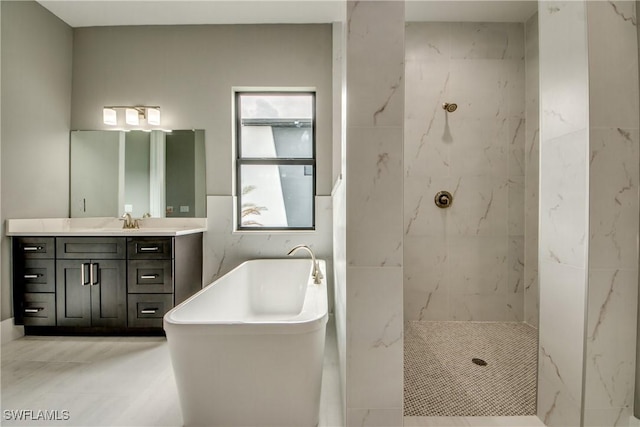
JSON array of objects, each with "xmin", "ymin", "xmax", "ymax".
[{"xmin": 164, "ymin": 259, "xmax": 328, "ymax": 427}]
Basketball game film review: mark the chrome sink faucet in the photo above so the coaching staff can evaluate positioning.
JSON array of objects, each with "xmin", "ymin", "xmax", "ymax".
[
  {"xmin": 120, "ymin": 212, "xmax": 140, "ymax": 229},
  {"xmin": 287, "ymin": 244, "xmax": 323, "ymax": 284}
]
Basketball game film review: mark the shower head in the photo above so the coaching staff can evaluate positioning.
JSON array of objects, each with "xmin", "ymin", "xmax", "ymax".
[{"xmin": 442, "ymin": 102, "xmax": 457, "ymax": 113}]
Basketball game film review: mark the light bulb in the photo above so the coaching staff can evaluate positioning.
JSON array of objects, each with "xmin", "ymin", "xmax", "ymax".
[
  {"xmin": 125, "ymin": 108, "xmax": 139, "ymax": 125},
  {"xmin": 147, "ymin": 107, "xmax": 161, "ymax": 126},
  {"xmin": 103, "ymin": 108, "xmax": 117, "ymax": 125}
]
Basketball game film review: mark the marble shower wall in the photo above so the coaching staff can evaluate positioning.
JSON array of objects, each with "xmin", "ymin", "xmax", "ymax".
[
  {"xmin": 345, "ymin": 2, "xmax": 405, "ymax": 426},
  {"xmin": 538, "ymin": 1, "xmax": 640, "ymax": 425},
  {"xmin": 584, "ymin": 1, "xmax": 639, "ymax": 425},
  {"xmin": 538, "ymin": 2, "xmax": 590, "ymax": 425},
  {"xmin": 524, "ymin": 13, "xmax": 540, "ymax": 329},
  {"xmin": 404, "ymin": 22, "xmax": 526, "ymax": 322}
]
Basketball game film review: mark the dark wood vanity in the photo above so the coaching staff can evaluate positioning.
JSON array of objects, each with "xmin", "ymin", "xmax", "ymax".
[{"xmin": 12, "ymin": 233, "xmax": 202, "ymax": 335}]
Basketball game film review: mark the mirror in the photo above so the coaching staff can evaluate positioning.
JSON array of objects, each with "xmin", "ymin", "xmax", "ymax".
[{"xmin": 70, "ymin": 130, "xmax": 206, "ymax": 218}]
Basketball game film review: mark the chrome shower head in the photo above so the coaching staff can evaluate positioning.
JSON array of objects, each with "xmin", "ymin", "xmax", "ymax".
[{"xmin": 442, "ymin": 102, "xmax": 457, "ymax": 113}]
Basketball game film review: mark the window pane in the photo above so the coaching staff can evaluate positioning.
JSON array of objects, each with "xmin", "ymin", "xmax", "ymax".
[
  {"xmin": 240, "ymin": 164, "xmax": 313, "ymax": 228},
  {"xmin": 240, "ymin": 94, "xmax": 313, "ymax": 119},
  {"xmin": 240, "ymin": 125, "xmax": 313, "ymax": 158}
]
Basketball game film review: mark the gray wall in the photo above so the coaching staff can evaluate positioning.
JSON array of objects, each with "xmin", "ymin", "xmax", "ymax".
[
  {"xmin": 70, "ymin": 24, "xmax": 334, "ymax": 197},
  {"xmin": 0, "ymin": 1, "xmax": 72, "ymax": 320},
  {"xmin": 72, "ymin": 23, "xmax": 335, "ymax": 315}
]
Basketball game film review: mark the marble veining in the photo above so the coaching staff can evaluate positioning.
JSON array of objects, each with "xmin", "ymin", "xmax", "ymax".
[
  {"xmin": 542, "ymin": 391, "xmax": 561, "ymax": 425},
  {"xmin": 608, "ymin": 0, "xmax": 637, "ymax": 26}
]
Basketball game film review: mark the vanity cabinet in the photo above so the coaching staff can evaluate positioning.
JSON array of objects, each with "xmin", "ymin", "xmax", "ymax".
[
  {"xmin": 127, "ymin": 237, "xmax": 176, "ymax": 328},
  {"xmin": 12, "ymin": 233, "xmax": 202, "ymax": 335},
  {"xmin": 12, "ymin": 238, "xmax": 56, "ymax": 326}
]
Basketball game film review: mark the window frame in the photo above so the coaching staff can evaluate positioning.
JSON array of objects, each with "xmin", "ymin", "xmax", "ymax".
[{"xmin": 235, "ymin": 91, "xmax": 317, "ymax": 231}]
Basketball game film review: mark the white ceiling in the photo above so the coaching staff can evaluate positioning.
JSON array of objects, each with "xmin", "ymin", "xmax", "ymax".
[{"xmin": 36, "ymin": 0, "xmax": 538, "ymax": 28}]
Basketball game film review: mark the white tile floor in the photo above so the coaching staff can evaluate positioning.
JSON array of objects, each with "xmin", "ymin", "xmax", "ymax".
[{"xmin": 1, "ymin": 318, "xmax": 344, "ymax": 427}]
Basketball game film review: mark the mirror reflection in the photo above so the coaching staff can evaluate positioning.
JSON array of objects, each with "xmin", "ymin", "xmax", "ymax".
[{"xmin": 70, "ymin": 130, "xmax": 206, "ymax": 218}]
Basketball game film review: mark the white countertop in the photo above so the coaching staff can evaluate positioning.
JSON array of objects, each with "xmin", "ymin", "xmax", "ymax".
[{"xmin": 5, "ymin": 217, "xmax": 207, "ymax": 237}]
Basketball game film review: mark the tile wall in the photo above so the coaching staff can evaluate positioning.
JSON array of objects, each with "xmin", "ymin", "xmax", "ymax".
[
  {"xmin": 524, "ymin": 13, "xmax": 540, "ymax": 329},
  {"xmin": 584, "ymin": 1, "xmax": 639, "ymax": 425},
  {"xmin": 538, "ymin": 2, "xmax": 590, "ymax": 424},
  {"xmin": 538, "ymin": 1, "xmax": 639, "ymax": 425},
  {"xmin": 403, "ymin": 22, "xmax": 526, "ymax": 321},
  {"xmin": 345, "ymin": 1, "xmax": 405, "ymax": 425}
]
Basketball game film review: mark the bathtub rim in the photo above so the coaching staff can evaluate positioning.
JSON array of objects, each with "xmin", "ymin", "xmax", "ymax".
[{"xmin": 163, "ymin": 258, "xmax": 328, "ymax": 335}]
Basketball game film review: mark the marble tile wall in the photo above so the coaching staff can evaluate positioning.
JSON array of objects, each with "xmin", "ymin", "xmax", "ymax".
[
  {"xmin": 203, "ymin": 195, "xmax": 334, "ymax": 306},
  {"xmin": 404, "ymin": 22, "xmax": 526, "ymax": 322},
  {"xmin": 538, "ymin": 2, "xmax": 590, "ymax": 425},
  {"xmin": 524, "ymin": 13, "xmax": 540, "ymax": 329},
  {"xmin": 584, "ymin": 1, "xmax": 639, "ymax": 426},
  {"xmin": 332, "ymin": 20, "xmax": 347, "ymax": 426},
  {"xmin": 345, "ymin": 1, "xmax": 404, "ymax": 426}
]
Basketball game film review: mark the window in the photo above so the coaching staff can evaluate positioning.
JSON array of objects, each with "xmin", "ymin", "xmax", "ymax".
[{"xmin": 236, "ymin": 92, "xmax": 316, "ymax": 230}]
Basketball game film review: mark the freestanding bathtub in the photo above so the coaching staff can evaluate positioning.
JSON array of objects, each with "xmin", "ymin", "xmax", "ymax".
[{"xmin": 164, "ymin": 258, "xmax": 328, "ymax": 427}]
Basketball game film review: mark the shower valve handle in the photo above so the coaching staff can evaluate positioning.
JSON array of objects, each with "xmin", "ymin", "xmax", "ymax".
[{"xmin": 435, "ymin": 191, "xmax": 453, "ymax": 208}]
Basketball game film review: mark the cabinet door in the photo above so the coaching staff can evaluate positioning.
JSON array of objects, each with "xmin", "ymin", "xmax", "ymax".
[
  {"xmin": 56, "ymin": 260, "xmax": 91, "ymax": 327},
  {"xmin": 90, "ymin": 260, "xmax": 126, "ymax": 328}
]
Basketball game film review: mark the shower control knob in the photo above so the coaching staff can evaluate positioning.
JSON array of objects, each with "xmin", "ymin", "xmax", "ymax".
[{"xmin": 435, "ymin": 191, "xmax": 453, "ymax": 208}]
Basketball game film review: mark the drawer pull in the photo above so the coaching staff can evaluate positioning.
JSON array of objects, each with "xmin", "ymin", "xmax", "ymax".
[
  {"xmin": 23, "ymin": 246, "xmax": 43, "ymax": 252},
  {"xmin": 140, "ymin": 308, "xmax": 158, "ymax": 314},
  {"xmin": 140, "ymin": 274, "xmax": 159, "ymax": 279},
  {"xmin": 24, "ymin": 274, "xmax": 41, "ymax": 279},
  {"xmin": 24, "ymin": 307, "xmax": 44, "ymax": 313},
  {"xmin": 139, "ymin": 247, "xmax": 160, "ymax": 252}
]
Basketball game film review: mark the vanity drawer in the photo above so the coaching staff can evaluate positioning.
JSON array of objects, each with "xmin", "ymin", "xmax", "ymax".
[
  {"xmin": 127, "ymin": 260, "xmax": 173, "ymax": 293},
  {"xmin": 14, "ymin": 238, "xmax": 55, "ymax": 259},
  {"xmin": 18, "ymin": 259, "xmax": 55, "ymax": 293},
  {"xmin": 127, "ymin": 294, "xmax": 173, "ymax": 328},
  {"xmin": 23, "ymin": 293, "xmax": 56, "ymax": 326},
  {"xmin": 57, "ymin": 237, "xmax": 126, "ymax": 260},
  {"xmin": 127, "ymin": 237, "xmax": 173, "ymax": 260}
]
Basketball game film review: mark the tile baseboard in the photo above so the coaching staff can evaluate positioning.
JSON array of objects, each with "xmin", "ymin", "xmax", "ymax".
[{"xmin": 1, "ymin": 318, "xmax": 24, "ymax": 345}]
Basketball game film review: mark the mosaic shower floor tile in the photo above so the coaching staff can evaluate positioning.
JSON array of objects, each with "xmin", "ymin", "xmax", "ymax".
[{"xmin": 404, "ymin": 321, "xmax": 538, "ymax": 417}]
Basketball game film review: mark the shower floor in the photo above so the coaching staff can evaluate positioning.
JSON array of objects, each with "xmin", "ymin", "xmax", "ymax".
[{"xmin": 404, "ymin": 321, "xmax": 538, "ymax": 417}]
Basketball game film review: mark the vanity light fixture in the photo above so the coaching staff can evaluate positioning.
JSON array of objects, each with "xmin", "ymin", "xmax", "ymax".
[{"xmin": 102, "ymin": 105, "xmax": 162, "ymax": 127}]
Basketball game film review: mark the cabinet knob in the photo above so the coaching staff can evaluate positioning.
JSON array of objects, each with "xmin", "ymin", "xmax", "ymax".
[
  {"xmin": 140, "ymin": 308, "xmax": 158, "ymax": 314},
  {"xmin": 24, "ymin": 307, "xmax": 44, "ymax": 313}
]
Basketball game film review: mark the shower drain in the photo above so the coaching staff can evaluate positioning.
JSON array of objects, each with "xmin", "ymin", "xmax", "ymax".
[{"xmin": 472, "ymin": 358, "xmax": 488, "ymax": 366}]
